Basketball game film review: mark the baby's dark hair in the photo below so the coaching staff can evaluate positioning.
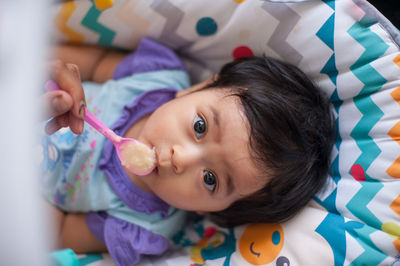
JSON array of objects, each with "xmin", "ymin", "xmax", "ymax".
[{"xmin": 202, "ymin": 56, "xmax": 335, "ymax": 227}]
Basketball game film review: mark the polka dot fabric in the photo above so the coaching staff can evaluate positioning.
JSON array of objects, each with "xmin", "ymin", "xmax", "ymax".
[
  {"xmin": 196, "ymin": 17, "xmax": 218, "ymax": 36},
  {"xmin": 49, "ymin": 0, "xmax": 400, "ymax": 265}
]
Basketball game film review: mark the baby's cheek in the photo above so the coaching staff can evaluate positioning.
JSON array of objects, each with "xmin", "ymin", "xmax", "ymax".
[{"xmin": 155, "ymin": 181, "xmax": 193, "ymax": 205}]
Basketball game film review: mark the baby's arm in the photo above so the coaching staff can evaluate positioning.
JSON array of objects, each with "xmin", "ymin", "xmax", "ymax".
[
  {"xmin": 51, "ymin": 45, "xmax": 126, "ymax": 83},
  {"xmin": 58, "ymin": 212, "xmax": 107, "ymax": 253}
]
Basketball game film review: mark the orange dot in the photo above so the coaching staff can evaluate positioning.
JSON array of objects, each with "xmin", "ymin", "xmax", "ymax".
[
  {"xmin": 239, "ymin": 223, "xmax": 284, "ymax": 265},
  {"xmin": 394, "ymin": 238, "xmax": 400, "ymax": 253}
]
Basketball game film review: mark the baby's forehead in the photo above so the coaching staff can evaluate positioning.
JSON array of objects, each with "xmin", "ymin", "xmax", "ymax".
[
  {"xmin": 217, "ymin": 134, "xmax": 263, "ymax": 197},
  {"xmin": 198, "ymin": 85, "xmax": 240, "ymax": 96},
  {"xmin": 229, "ymin": 163, "xmax": 267, "ymax": 198}
]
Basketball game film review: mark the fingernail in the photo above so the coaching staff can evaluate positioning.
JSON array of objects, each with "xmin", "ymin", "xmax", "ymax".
[
  {"xmin": 78, "ymin": 120, "xmax": 84, "ymax": 133},
  {"xmin": 79, "ymin": 100, "xmax": 86, "ymax": 118},
  {"xmin": 45, "ymin": 120, "xmax": 58, "ymax": 135},
  {"xmin": 53, "ymin": 96, "xmax": 68, "ymax": 112}
]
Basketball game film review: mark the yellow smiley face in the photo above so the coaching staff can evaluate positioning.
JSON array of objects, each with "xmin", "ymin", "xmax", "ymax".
[{"xmin": 239, "ymin": 223, "xmax": 284, "ymax": 265}]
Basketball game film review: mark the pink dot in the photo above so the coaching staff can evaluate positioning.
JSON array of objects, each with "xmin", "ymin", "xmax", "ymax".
[
  {"xmin": 90, "ymin": 140, "xmax": 96, "ymax": 149},
  {"xmin": 350, "ymin": 164, "xmax": 366, "ymax": 181},
  {"xmin": 232, "ymin": 46, "xmax": 254, "ymax": 60}
]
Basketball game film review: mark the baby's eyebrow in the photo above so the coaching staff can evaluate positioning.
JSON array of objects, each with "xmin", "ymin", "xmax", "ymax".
[
  {"xmin": 225, "ymin": 173, "xmax": 235, "ymax": 196},
  {"xmin": 209, "ymin": 105, "xmax": 235, "ymax": 196},
  {"xmin": 209, "ymin": 105, "xmax": 221, "ymax": 142},
  {"xmin": 210, "ymin": 105, "xmax": 220, "ymax": 127}
]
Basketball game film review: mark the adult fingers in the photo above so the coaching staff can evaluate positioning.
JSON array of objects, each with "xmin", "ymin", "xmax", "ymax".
[
  {"xmin": 66, "ymin": 63, "xmax": 85, "ymax": 134},
  {"xmin": 49, "ymin": 60, "xmax": 86, "ymax": 134},
  {"xmin": 49, "ymin": 60, "xmax": 85, "ymax": 119},
  {"xmin": 45, "ymin": 114, "xmax": 70, "ymax": 135},
  {"xmin": 40, "ymin": 90, "xmax": 73, "ymax": 120}
]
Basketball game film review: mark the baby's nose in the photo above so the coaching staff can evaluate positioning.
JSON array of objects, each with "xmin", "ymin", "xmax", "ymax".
[
  {"xmin": 157, "ymin": 146, "xmax": 172, "ymax": 169},
  {"xmin": 171, "ymin": 144, "xmax": 201, "ymax": 174}
]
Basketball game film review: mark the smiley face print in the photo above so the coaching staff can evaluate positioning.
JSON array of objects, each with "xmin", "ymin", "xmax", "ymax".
[{"xmin": 239, "ymin": 223, "xmax": 284, "ymax": 265}]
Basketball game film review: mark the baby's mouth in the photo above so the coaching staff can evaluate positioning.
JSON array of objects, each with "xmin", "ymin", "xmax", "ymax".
[
  {"xmin": 153, "ymin": 148, "xmax": 159, "ymax": 174},
  {"xmin": 155, "ymin": 146, "xmax": 162, "ymax": 170}
]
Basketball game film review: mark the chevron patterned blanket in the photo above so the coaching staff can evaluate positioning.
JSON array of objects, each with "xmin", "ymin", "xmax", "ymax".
[{"xmin": 49, "ymin": 0, "xmax": 400, "ymax": 265}]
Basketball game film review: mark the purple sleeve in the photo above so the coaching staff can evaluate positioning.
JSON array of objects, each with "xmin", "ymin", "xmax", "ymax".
[
  {"xmin": 86, "ymin": 212, "xmax": 169, "ymax": 266},
  {"xmin": 113, "ymin": 38, "xmax": 186, "ymax": 79},
  {"xmin": 86, "ymin": 212, "xmax": 107, "ymax": 243}
]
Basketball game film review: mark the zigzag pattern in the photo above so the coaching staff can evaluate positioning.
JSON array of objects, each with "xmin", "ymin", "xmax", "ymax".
[
  {"xmin": 261, "ymin": 2, "xmax": 302, "ymax": 65},
  {"xmin": 47, "ymin": 0, "xmax": 399, "ymax": 263},
  {"xmin": 314, "ymin": 0, "xmax": 342, "ymax": 215},
  {"xmin": 389, "ymin": 194, "xmax": 400, "ymax": 221},
  {"xmin": 345, "ymin": 13, "xmax": 390, "ymax": 264},
  {"xmin": 54, "ymin": 1, "xmax": 84, "ymax": 43},
  {"xmin": 347, "ymin": 181, "xmax": 383, "ymax": 228},
  {"xmin": 316, "ymin": 213, "xmax": 364, "ymax": 266},
  {"xmin": 81, "ymin": 0, "xmax": 116, "ymax": 47},
  {"xmin": 150, "ymin": 0, "xmax": 191, "ymax": 49},
  {"xmin": 387, "ymin": 111, "xmax": 400, "ymax": 178},
  {"xmin": 346, "ymin": 14, "xmax": 388, "ymax": 224},
  {"xmin": 387, "ymin": 54, "xmax": 400, "ymax": 253},
  {"xmin": 352, "ymin": 225, "xmax": 387, "ymax": 265},
  {"xmin": 386, "ymin": 55, "xmax": 400, "ymax": 178},
  {"xmin": 115, "ymin": 0, "xmax": 150, "ymax": 45}
]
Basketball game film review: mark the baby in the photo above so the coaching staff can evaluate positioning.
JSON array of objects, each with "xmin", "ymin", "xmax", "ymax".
[{"xmin": 42, "ymin": 38, "xmax": 335, "ymax": 265}]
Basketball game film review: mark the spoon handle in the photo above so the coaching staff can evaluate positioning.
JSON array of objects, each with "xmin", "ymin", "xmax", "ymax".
[
  {"xmin": 45, "ymin": 80, "xmax": 121, "ymax": 144},
  {"xmin": 83, "ymin": 108, "xmax": 121, "ymax": 143}
]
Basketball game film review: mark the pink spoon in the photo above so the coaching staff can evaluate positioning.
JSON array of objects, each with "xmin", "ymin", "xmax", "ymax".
[{"xmin": 45, "ymin": 80, "xmax": 156, "ymax": 176}]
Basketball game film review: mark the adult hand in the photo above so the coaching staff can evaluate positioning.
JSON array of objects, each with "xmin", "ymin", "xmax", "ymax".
[{"xmin": 43, "ymin": 60, "xmax": 86, "ymax": 135}]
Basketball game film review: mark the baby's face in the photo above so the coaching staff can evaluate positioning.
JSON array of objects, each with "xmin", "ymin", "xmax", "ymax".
[{"xmin": 132, "ymin": 88, "xmax": 264, "ymax": 212}]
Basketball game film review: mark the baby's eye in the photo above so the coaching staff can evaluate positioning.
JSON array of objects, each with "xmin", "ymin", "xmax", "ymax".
[
  {"xmin": 203, "ymin": 170, "xmax": 217, "ymax": 192},
  {"xmin": 193, "ymin": 115, "xmax": 207, "ymax": 139}
]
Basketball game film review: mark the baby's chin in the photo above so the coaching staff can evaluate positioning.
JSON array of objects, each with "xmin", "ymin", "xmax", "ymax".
[{"xmin": 124, "ymin": 167, "xmax": 156, "ymax": 194}]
